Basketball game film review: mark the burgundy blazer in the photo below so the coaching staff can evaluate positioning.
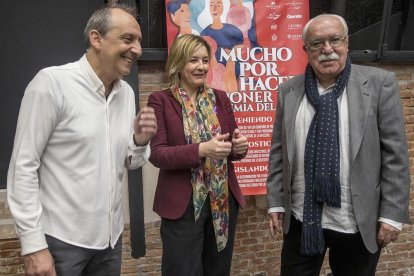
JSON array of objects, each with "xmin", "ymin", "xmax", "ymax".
[{"xmin": 148, "ymin": 89, "xmax": 246, "ymax": 219}]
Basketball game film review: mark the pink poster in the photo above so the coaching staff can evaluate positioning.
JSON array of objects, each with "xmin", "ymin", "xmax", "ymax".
[{"xmin": 165, "ymin": 0, "xmax": 309, "ymax": 195}]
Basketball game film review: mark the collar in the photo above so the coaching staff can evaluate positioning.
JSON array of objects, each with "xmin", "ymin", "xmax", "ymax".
[
  {"xmin": 316, "ymin": 80, "xmax": 335, "ymax": 96},
  {"xmin": 79, "ymin": 54, "xmax": 122, "ymax": 97}
]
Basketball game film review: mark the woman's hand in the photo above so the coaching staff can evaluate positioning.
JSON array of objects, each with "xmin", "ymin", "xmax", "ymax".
[
  {"xmin": 231, "ymin": 129, "xmax": 248, "ymax": 155},
  {"xmin": 199, "ymin": 133, "xmax": 232, "ymax": 159}
]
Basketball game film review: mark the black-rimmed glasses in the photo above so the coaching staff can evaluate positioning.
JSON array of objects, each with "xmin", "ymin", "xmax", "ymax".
[{"xmin": 306, "ymin": 35, "xmax": 347, "ymax": 51}]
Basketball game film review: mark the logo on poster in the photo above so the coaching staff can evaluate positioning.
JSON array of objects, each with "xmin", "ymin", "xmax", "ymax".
[
  {"xmin": 288, "ymin": 23, "xmax": 302, "ymax": 30},
  {"xmin": 287, "ymin": 14, "xmax": 302, "ymax": 19},
  {"xmin": 286, "ymin": 1, "xmax": 303, "ymax": 10},
  {"xmin": 267, "ymin": 13, "xmax": 281, "ymax": 20},
  {"xmin": 266, "ymin": 1, "xmax": 280, "ymax": 9},
  {"xmin": 287, "ymin": 34, "xmax": 302, "ymax": 40}
]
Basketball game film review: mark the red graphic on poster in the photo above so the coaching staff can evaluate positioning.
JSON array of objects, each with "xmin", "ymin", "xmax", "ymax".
[{"xmin": 165, "ymin": 0, "xmax": 309, "ymax": 195}]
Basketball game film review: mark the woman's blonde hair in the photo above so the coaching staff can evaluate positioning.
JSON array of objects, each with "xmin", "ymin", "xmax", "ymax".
[{"xmin": 164, "ymin": 34, "xmax": 211, "ymax": 91}]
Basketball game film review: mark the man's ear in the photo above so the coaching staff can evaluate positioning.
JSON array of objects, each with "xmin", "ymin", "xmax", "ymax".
[
  {"xmin": 89, "ymin": 30, "xmax": 102, "ymax": 50},
  {"xmin": 302, "ymin": 44, "xmax": 307, "ymax": 52}
]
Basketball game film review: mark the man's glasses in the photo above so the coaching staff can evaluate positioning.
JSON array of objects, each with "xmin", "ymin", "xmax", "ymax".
[{"xmin": 306, "ymin": 35, "xmax": 347, "ymax": 51}]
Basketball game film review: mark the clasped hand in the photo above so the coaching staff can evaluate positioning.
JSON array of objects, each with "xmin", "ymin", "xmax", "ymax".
[
  {"xmin": 199, "ymin": 129, "xmax": 248, "ymax": 159},
  {"xmin": 231, "ymin": 128, "xmax": 248, "ymax": 155}
]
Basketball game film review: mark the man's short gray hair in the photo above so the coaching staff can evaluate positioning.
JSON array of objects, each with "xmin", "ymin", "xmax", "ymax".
[
  {"xmin": 302, "ymin": 14, "xmax": 348, "ymax": 43},
  {"xmin": 84, "ymin": 3, "xmax": 137, "ymax": 48}
]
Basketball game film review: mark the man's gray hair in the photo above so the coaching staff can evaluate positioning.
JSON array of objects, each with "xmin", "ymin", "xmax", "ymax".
[
  {"xmin": 84, "ymin": 3, "xmax": 137, "ymax": 48},
  {"xmin": 302, "ymin": 14, "xmax": 348, "ymax": 42}
]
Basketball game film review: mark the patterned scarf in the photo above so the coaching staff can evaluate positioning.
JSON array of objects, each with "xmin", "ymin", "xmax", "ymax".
[
  {"xmin": 302, "ymin": 57, "xmax": 352, "ymax": 255},
  {"xmin": 171, "ymin": 86, "xmax": 229, "ymax": 252}
]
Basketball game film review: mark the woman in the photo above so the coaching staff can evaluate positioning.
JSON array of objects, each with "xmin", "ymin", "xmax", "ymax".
[{"xmin": 148, "ymin": 34, "xmax": 248, "ymax": 276}]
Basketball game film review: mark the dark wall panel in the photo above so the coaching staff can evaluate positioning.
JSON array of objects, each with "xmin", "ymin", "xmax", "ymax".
[{"xmin": 0, "ymin": 0, "xmax": 104, "ymax": 188}]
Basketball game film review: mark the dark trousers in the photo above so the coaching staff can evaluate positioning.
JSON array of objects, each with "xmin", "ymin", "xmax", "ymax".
[
  {"xmin": 160, "ymin": 193, "xmax": 239, "ymax": 276},
  {"xmin": 281, "ymin": 216, "xmax": 381, "ymax": 276},
  {"xmin": 46, "ymin": 234, "xmax": 122, "ymax": 276}
]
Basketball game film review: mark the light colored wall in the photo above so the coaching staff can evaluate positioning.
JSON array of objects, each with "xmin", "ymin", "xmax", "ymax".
[
  {"xmin": 122, "ymin": 163, "xmax": 160, "ymax": 224},
  {"xmin": 142, "ymin": 163, "xmax": 160, "ymax": 223},
  {"xmin": 0, "ymin": 190, "xmax": 16, "ymax": 239},
  {"xmin": 122, "ymin": 170, "xmax": 130, "ymax": 224}
]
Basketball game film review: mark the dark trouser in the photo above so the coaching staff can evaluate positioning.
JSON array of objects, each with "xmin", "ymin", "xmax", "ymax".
[
  {"xmin": 160, "ymin": 193, "xmax": 239, "ymax": 276},
  {"xmin": 46, "ymin": 234, "xmax": 122, "ymax": 276},
  {"xmin": 281, "ymin": 216, "xmax": 381, "ymax": 276}
]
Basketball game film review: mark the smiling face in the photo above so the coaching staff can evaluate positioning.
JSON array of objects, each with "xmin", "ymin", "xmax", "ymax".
[
  {"xmin": 210, "ymin": 0, "xmax": 224, "ymax": 19},
  {"xmin": 179, "ymin": 45, "xmax": 210, "ymax": 95},
  {"xmin": 304, "ymin": 16, "xmax": 349, "ymax": 86},
  {"xmin": 98, "ymin": 8, "xmax": 142, "ymax": 82}
]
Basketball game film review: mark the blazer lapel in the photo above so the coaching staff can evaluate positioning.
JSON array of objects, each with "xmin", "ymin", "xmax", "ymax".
[
  {"xmin": 168, "ymin": 92, "xmax": 183, "ymax": 119},
  {"xmin": 284, "ymin": 80, "xmax": 305, "ymax": 166},
  {"xmin": 347, "ymin": 66, "xmax": 370, "ymax": 161}
]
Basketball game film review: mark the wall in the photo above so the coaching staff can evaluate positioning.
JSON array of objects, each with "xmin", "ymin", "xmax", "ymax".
[{"xmin": 1, "ymin": 61, "xmax": 413, "ymax": 275}]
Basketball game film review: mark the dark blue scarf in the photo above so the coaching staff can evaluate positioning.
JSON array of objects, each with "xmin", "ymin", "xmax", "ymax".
[{"xmin": 301, "ymin": 57, "xmax": 352, "ymax": 256}]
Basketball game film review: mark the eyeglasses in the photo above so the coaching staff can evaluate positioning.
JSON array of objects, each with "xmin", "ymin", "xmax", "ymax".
[{"xmin": 306, "ymin": 35, "xmax": 347, "ymax": 51}]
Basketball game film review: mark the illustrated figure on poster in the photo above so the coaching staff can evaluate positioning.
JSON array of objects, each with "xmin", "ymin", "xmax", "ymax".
[
  {"xmin": 226, "ymin": 0, "xmax": 259, "ymax": 48},
  {"xmin": 226, "ymin": 0, "xmax": 260, "ymax": 79},
  {"xmin": 199, "ymin": 0, "xmax": 244, "ymax": 92},
  {"xmin": 188, "ymin": 0, "xmax": 205, "ymax": 33},
  {"xmin": 203, "ymin": 36, "xmax": 226, "ymax": 91},
  {"xmin": 167, "ymin": 0, "xmax": 200, "ymax": 36}
]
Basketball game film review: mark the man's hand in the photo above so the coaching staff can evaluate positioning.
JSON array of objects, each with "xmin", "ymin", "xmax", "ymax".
[
  {"xmin": 268, "ymin": 212, "xmax": 285, "ymax": 238},
  {"xmin": 199, "ymin": 133, "xmax": 232, "ymax": 159},
  {"xmin": 377, "ymin": 222, "xmax": 401, "ymax": 248},
  {"xmin": 24, "ymin": 248, "xmax": 56, "ymax": 276},
  {"xmin": 231, "ymin": 128, "xmax": 248, "ymax": 155},
  {"xmin": 133, "ymin": 106, "xmax": 157, "ymax": 146}
]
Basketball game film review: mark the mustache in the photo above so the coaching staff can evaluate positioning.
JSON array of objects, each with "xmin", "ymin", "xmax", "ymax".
[{"xmin": 317, "ymin": 52, "xmax": 340, "ymax": 62}]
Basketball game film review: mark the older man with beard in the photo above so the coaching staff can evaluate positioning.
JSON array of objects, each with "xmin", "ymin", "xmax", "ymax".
[{"xmin": 266, "ymin": 14, "xmax": 410, "ymax": 276}]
